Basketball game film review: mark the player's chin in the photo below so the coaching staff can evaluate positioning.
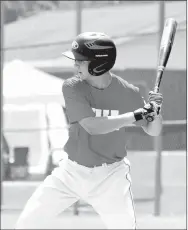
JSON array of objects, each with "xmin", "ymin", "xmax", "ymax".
[{"xmin": 78, "ymin": 72, "xmax": 86, "ymax": 80}]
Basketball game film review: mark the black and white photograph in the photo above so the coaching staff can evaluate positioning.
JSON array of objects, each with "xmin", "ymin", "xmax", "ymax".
[{"xmin": 1, "ymin": 1, "xmax": 187, "ymax": 229}]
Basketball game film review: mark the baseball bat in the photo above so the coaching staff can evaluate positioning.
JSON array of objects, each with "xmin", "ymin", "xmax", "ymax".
[{"xmin": 146, "ymin": 18, "xmax": 177, "ymax": 122}]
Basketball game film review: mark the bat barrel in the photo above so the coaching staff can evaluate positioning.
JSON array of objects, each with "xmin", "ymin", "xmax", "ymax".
[
  {"xmin": 166, "ymin": 18, "xmax": 178, "ymax": 30},
  {"xmin": 155, "ymin": 17, "xmax": 177, "ymax": 90},
  {"xmin": 160, "ymin": 18, "xmax": 177, "ymax": 49}
]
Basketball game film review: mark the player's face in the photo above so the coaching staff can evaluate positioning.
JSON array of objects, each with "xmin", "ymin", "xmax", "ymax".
[{"xmin": 74, "ymin": 60, "xmax": 91, "ymax": 80}]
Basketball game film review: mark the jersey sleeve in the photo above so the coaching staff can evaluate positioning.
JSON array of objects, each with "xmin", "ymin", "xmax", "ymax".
[{"xmin": 62, "ymin": 82, "xmax": 95, "ymax": 124}]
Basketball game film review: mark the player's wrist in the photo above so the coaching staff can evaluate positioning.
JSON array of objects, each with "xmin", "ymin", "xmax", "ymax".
[
  {"xmin": 120, "ymin": 112, "xmax": 139, "ymax": 124},
  {"xmin": 133, "ymin": 109, "xmax": 144, "ymax": 121}
]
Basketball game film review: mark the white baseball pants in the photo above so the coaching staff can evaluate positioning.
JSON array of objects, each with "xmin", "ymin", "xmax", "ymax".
[{"xmin": 15, "ymin": 157, "xmax": 136, "ymax": 229}]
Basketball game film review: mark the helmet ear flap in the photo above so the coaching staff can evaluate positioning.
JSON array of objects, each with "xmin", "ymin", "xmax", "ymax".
[
  {"xmin": 88, "ymin": 59, "xmax": 115, "ymax": 76},
  {"xmin": 88, "ymin": 60, "xmax": 107, "ymax": 76}
]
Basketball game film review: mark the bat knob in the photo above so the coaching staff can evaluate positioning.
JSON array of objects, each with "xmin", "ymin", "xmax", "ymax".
[{"xmin": 146, "ymin": 115, "xmax": 154, "ymax": 122}]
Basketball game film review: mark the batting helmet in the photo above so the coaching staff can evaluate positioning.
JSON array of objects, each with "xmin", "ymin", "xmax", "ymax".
[{"xmin": 62, "ymin": 32, "xmax": 116, "ymax": 76}]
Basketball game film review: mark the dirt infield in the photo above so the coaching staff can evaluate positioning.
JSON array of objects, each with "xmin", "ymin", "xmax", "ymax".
[{"xmin": 1, "ymin": 210, "xmax": 186, "ymax": 229}]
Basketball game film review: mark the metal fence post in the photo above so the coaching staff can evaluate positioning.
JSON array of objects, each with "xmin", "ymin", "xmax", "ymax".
[
  {"xmin": 159, "ymin": 0, "xmax": 165, "ymax": 43},
  {"xmin": 76, "ymin": 1, "xmax": 82, "ymax": 35},
  {"xmin": 154, "ymin": 133, "xmax": 163, "ymax": 216},
  {"xmin": 153, "ymin": 1, "xmax": 165, "ymax": 216}
]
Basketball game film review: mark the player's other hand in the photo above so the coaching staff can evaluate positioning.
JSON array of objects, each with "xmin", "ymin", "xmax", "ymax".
[
  {"xmin": 148, "ymin": 91, "xmax": 163, "ymax": 105},
  {"xmin": 148, "ymin": 91, "xmax": 163, "ymax": 114}
]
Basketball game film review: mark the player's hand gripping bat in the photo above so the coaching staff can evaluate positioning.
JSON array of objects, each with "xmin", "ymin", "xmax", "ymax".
[{"xmin": 146, "ymin": 18, "xmax": 177, "ymax": 122}]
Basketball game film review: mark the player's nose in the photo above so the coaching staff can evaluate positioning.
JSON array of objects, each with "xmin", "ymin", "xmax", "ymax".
[{"xmin": 74, "ymin": 64, "xmax": 78, "ymax": 70}]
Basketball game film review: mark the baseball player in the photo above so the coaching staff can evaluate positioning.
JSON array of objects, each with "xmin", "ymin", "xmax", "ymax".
[{"xmin": 15, "ymin": 32, "xmax": 163, "ymax": 229}]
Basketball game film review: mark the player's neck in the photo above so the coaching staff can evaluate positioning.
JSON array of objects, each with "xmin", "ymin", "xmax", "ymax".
[{"xmin": 86, "ymin": 72, "xmax": 112, "ymax": 89}]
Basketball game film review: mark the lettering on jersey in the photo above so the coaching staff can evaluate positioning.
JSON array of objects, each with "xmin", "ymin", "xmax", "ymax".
[
  {"xmin": 92, "ymin": 108, "xmax": 119, "ymax": 117},
  {"xmin": 92, "ymin": 108, "xmax": 120, "ymax": 130}
]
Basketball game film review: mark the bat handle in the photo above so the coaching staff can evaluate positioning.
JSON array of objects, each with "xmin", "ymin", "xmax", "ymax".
[
  {"xmin": 153, "ymin": 86, "xmax": 159, "ymax": 93},
  {"xmin": 154, "ymin": 68, "xmax": 164, "ymax": 93}
]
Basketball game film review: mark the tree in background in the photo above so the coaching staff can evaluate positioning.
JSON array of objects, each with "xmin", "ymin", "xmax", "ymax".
[
  {"xmin": 2, "ymin": 1, "xmax": 61, "ymax": 24},
  {"xmin": 2, "ymin": 1, "xmax": 123, "ymax": 25}
]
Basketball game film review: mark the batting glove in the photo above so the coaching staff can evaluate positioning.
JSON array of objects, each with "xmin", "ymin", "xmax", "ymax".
[
  {"xmin": 148, "ymin": 91, "xmax": 163, "ymax": 114},
  {"xmin": 133, "ymin": 103, "xmax": 155, "ymax": 121}
]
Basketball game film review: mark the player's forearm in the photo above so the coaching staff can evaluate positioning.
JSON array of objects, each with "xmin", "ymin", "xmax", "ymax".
[
  {"xmin": 142, "ymin": 114, "xmax": 163, "ymax": 136},
  {"xmin": 80, "ymin": 112, "xmax": 136, "ymax": 135}
]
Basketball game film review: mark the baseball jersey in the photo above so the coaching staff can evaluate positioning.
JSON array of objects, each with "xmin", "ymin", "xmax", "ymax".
[{"xmin": 62, "ymin": 73, "xmax": 146, "ymax": 167}]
